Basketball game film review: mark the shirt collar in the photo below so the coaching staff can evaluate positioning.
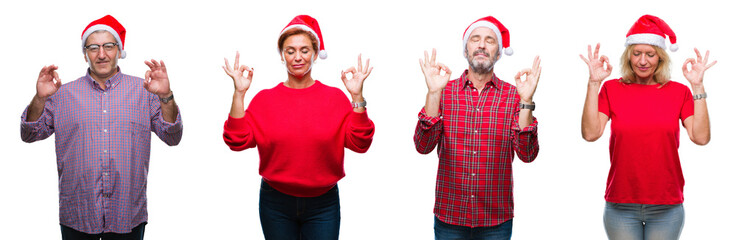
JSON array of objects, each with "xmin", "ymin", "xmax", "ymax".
[
  {"xmin": 460, "ymin": 69, "xmax": 500, "ymax": 90},
  {"xmin": 85, "ymin": 67, "xmax": 122, "ymax": 90}
]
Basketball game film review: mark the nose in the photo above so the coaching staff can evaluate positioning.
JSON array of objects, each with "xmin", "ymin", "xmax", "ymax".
[
  {"xmin": 637, "ymin": 55, "xmax": 648, "ymax": 66},
  {"xmin": 95, "ymin": 48, "xmax": 107, "ymax": 60}
]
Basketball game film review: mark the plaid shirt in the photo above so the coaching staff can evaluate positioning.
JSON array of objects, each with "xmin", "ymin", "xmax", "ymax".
[
  {"xmin": 20, "ymin": 70, "xmax": 183, "ymax": 234},
  {"xmin": 414, "ymin": 70, "xmax": 539, "ymax": 227}
]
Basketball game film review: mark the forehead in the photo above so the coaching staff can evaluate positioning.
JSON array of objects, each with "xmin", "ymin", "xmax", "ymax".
[
  {"xmin": 632, "ymin": 44, "xmax": 657, "ymax": 52},
  {"xmin": 283, "ymin": 33, "xmax": 314, "ymax": 49},
  {"xmin": 85, "ymin": 31, "xmax": 116, "ymax": 45},
  {"xmin": 469, "ymin": 27, "xmax": 497, "ymax": 40}
]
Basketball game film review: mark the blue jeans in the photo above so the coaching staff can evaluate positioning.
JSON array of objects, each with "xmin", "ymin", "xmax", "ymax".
[
  {"xmin": 434, "ymin": 216, "xmax": 512, "ymax": 240},
  {"xmin": 60, "ymin": 222, "xmax": 146, "ymax": 240},
  {"xmin": 604, "ymin": 202, "xmax": 684, "ymax": 240},
  {"xmin": 259, "ymin": 179, "xmax": 340, "ymax": 240}
]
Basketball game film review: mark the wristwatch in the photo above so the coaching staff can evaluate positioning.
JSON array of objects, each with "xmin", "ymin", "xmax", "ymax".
[
  {"xmin": 159, "ymin": 92, "xmax": 174, "ymax": 103},
  {"xmin": 520, "ymin": 102, "xmax": 535, "ymax": 111},
  {"xmin": 351, "ymin": 99, "xmax": 367, "ymax": 108},
  {"xmin": 693, "ymin": 92, "xmax": 707, "ymax": 100}
]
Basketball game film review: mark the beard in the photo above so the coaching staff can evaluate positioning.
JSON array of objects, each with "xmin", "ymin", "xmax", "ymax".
[{"xmin": 466, "ymin": 49, "xmax": 497, "ymax": 75}]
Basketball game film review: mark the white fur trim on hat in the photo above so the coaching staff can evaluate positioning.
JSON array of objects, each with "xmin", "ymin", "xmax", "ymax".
[
  {"xmin": 82, "ymin": 24, "xmax": 126, "ymax": 59},
  {"xmin": 625, "ymin": 33, "xmax": 666, "ymax": 50}
]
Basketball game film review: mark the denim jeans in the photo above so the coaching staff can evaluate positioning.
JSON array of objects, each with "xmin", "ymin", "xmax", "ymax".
[
  {"xmin": 603, "ymin": 202, "xmax": 684, "ymax": 240},
  {"xmin": 259, "ymin": 179, "xmax": 340, "ymax": 240},
  {"xmin": 60, "ymin": 222, "xmax": 146, "ymax": 240},
  {"xmin": 434, "ymin": 216, "xmax": 512, "ymax": 240}
]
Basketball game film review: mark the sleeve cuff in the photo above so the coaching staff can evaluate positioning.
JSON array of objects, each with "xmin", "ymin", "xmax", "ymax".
[
  {"xmin": 225, "ymin": 114, "xmax": 249, "ymax": 130},
  {"xmin": 513, "ymin": 116, "xmax": 538, "ymax": 133},
  {"xmin": 350, "ymin": 110, "xmax": 373, "ymax": 127},
  {"xmin": 418, "ymin": 108, "xmax": 442, "ymax": 127},
  {"xmin": 160, "ymin": 110, "xmax": 183, "ymax": 133}
]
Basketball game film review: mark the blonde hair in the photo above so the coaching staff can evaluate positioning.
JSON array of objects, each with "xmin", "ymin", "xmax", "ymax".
[{"xmin": 619, "ymin": 44, "xmax": 671, "ymax": 86}]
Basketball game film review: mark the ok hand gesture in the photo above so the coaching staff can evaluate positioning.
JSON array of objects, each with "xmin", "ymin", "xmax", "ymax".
[
  {"xmin": 682, "ymin": 48, "xmax": 717, "ymax": 87},
  {"xmin": 580, "ymin": 43, "xmax": 613, "ymax": 84},
  {"xmin": 341, "ymin": 54, "xmax": 373, "ymax": 100},
  {"xmin": 515, "ymin": 56, "xmax": 542, "ymax": 103},
  {"xmin": 419, "ymin": 48, "xmax": 452, "ymax": 94},
  {"xmin": 223, "ymin": 51, "xmax": 254, "ymax": 95},
  {"xmin": 144, "ymin": 59, "xmax": 172, "ymax": 98},
  {"xmin": 36, "ymin": 65, "xmax": 62, "ymax": 99}
]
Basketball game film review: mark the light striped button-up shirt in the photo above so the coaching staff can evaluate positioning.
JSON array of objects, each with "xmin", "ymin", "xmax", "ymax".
[{"xmin": 21, "ymin": 69, "xmax": 183, "ymax": 234}]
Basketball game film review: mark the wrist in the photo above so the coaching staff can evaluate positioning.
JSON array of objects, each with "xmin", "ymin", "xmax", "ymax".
[
  {"xmin": 351, "ymin": 94, "xmax": 364, "ymax": 103},
  {"xmin": 520, "ymin": 98, "xmax": 533, "ymax": 105},
  {"xmin": 691, "ymin": 84, "xmax": 705, "ymax": 94}
]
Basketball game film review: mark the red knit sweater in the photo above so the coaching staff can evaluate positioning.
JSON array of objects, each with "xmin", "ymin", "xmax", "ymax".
[{"xmin": 223, "ymin": 81, "xmax": 375, "ymax": 197}]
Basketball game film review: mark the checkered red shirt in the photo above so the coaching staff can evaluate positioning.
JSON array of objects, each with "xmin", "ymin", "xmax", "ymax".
[
  {"xmin": 414, "ymin": 70, "xmax": 539, "ymax": 227},
  {"xmin": 20, "ymin": 70, "xmax": 183, "ymax": 234}
]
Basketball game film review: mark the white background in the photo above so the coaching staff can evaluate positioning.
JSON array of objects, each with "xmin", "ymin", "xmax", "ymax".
[{"xmin": 1, "ymin": 0, "xmax": 733, "ymax": 239}]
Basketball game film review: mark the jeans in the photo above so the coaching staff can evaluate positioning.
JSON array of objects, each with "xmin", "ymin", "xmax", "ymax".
[
  {"xmin": 434, "ymin": 216, "xmax": 512, "ymax": 240},
  {"xmin": 60, "ymin": 222, "xmax": 146, "ymax": 240},
  {"xmin": 259, "ymin": 179, "xmax": 340, "ymax": 240},
  {"xmin": 604, "ymin": 202, "xmax": 684, "ymax": 240}
]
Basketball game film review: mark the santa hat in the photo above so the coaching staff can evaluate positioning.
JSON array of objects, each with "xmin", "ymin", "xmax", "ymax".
[
  {"xmin": 462, "ymin": 16, "xmax": 513, "ymax": 56},
  {"xmin": 625, "ymin": 15, "xmax": 678, "ymax": 52},
  {"xmin": 279, "ymin": 15, "xmax": 327, "ymax": 59},
  {"xmin": 81, "ymin": 15, "xmax": 127, "ymax": 59}
]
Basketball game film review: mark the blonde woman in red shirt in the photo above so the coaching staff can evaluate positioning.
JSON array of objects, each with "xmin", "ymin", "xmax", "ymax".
[
  {"xmin": 222, "ymin": 15, "xmax": 375, "ymax": 240},
  {"xmin": 580, "ymin": 15, "xmax": 715, "ymax": 240}
]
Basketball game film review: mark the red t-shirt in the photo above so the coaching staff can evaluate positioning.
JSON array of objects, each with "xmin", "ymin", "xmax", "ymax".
[
  {"xmin": 223, "ymin": 81, "xmax": 375, "ymax": 197},
  {"xmin": 598, "ymin": 79, "xmax": 694, "ymax": 204}
]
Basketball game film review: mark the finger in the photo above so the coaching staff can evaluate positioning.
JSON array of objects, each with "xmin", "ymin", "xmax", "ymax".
[
  {"xmin": 246, "ymin": 67, "xmax": 254, "ymax": 80},
  {"xmin": 587, "ymin": 44, "xmax": 593, "ymax": 60},
  {"xmin": 224, "ymin": 58, "xmax": 232, "ymax": 72},
  {"xmin": 703, "ymin": 50, "xmax": 710, "ymax": 64},
  {"xmin": 682, "ymin": 58, "xmax": 694, "ymax": 72},
  {"xmin": 53, "ymin": 70, "xmax": 61, "ymax": 83},
  {"xmin": 235, "ymin": 51, "xmax": 240, "ymax": 70},
  {"xmin": 144, "ymin": 60, "xmax": 155, "ymax": 69},
  {"xmin": 533, "ymin": 56, "xmax": 540, "ymax": 71},
  {"xmin": 594, "ymin": 43, "xmax": 601, "ymax": 59},
  {"xmin": 365, "ymin": 67, "xmax": 373, "ymax": 79},
  {"xmin": 424, "ymin": 50, "xmax": 429, "ymax": 65},
  {"xmin": 601, "ymin": 55, "xmax": 610, "ymax": 71},
  {"xmin": 159, "ymin": 60, "xmax": 166, "ymax": 71},
  {"xmin": 431, "ymin": 48, "xmax": 437, "ymax": 65},
  {"xmin": 357, "ymin": 54, "xmax": 363, "ymax": 73},
  {"xmin": 344, "ymin": 66, "xmax": 357, "ymax": 74},
  {"xmin": 341, "ymin": 70, "xmax": 348, "ymax": 82},
  {"xmin": 705, "ymin": 60, "xmax": 717, "ymax": 69},
  {"xmin": 579, "ymin": 54, "xmax": 590, "ymax": 64},
  {"xmin": 145, "ymin": 70, "xmax": 152, "ymax": 82},
  {"xmin": 150, "ymin": 59, "xmax": 160, "ymax": 68},
  {"xmin": 606, "ymin": 62, "xmax": 613, "ymax": 74},
  {"xmin": 694, "ymin": 48, "xmax": 702, "ymax": 61},
  {"xmin": 364, "ymin": 58, "xmax": 371, "ymax": 74},
  {"xmin": 437, "ymin": 63, "xmax": 451, "ymax": 76}
]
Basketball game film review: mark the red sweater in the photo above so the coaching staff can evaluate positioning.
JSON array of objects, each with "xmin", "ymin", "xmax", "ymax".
[{"xmin": 223, "ymin": 81, "xmax": 375, "ymax": 197}]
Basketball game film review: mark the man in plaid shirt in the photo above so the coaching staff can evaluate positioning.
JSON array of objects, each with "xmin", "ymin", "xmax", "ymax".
[
  {"xmin": 20, "ymin": 15, "xmax": 182, "ymax": 239},
  {"xmin": 414, "ymin": 16, "xmax": 541, "ymax": 239}
]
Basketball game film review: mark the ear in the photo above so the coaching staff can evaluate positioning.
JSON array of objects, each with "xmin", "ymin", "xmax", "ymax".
[{"xmin": 84, "ymin": 52, "xmax": 89, "ymax": 63}]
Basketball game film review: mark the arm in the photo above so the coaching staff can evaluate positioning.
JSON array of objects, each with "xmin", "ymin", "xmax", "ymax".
[
  {"xmin": 21, "ymin": 65, "xmax": 61, "ymax": 142},
  {"xmin": 144, "ymin": 60, "xmax": 183, "ymax": 146},
  {"xmin": 414, "ymin": 49, "xmax": 451, "ymax": 154},
  {"xmin": 514, "ymin": 56, "xmax": 542, "ymax": 129},
  {"xmin": 682, "ymin": 48, "xmax": 716, "ymax": 145},
  {"xmin": 340, "ymin": 54, "xmax": 372, "ymax": 113},
  {"xmin": 512, "ymin": 106, "xmax": 539, "ymax": 163},
  {"xmin": 580, "ymin": 43, "xmax": 612, "ymax": 141},
  {"xmin": 222, "ymin": 51, "xmax": 257, "ymax": 151}
]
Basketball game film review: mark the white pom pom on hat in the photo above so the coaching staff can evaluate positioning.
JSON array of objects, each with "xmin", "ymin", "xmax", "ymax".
[
  {"xmin": 81, "ymin": 15, "xmax": 127, "ymax": 59},
  {"xmin": 625, "ymin": 14, "xmax": 679, "ymax": 52},
  {"xmin": 279, "ymin": 15, "xmax": 328, "ymax": 60}
]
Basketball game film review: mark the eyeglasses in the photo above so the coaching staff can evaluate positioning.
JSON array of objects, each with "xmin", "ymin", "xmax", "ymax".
[{"xmin": 85, "ymin": 42, "xmax": 118, "ymax": 53}]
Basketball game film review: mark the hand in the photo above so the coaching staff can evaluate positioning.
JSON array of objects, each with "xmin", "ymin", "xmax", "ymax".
[
  {"xmin": 36, "ymin": 65, "xmax": 62, "ymax": 99},
  {"xmin": 419, "ymin": 48, "xmax": 452, "ymax": 94},
  {"xmin": 514, "ymin": 56, "xmax": 542, "ymax": 103},
  {"xmin": 341, "ymin": 54, "xmax": 373, "ymax": 100},
  {"xmin": 682, "ymin": 48, "xmax": 717, "ymax": 88},
  {"xmin": 223, "ymin": 51, "xmax": 254, "ymax": 95},
  {"xmin": 144, "ymin": 59, "xmax": 172, "ymax": 98},
  {"xmin": 579, "ymin": 43, "xmax": 612, "ymax": 84}
]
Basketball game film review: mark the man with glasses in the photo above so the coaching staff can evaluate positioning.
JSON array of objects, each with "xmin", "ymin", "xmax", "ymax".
[{"xmin": 20, "ymin": 15, "xmax": 183, "ymax": 240}]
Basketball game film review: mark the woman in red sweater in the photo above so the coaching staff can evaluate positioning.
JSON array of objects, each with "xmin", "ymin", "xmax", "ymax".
[
  {"xmin": 222, "ymin": 15, "xmax": 375, "ymax": 240},
  {"xmin": 580, "ymin": 15, "xmax": 715, "ymax": 239}
]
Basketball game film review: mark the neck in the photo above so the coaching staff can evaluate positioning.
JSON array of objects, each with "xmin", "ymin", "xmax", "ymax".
[
  {"xmin": 467, "ymin": 68, "xmax": 494, "ymax": 90},
  {"xmin": 634, "ymin": 76, "xmax": 656, "ymax": 85},
  {"xmin": 285, "ymin": 73, "xmax": 315, "ymax": 89},
  {"xmin": 89, "ymin": 69, "xmax": 118, "ymax": 90}
]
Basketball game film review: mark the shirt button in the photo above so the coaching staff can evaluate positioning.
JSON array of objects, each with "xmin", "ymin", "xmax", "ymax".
[
  {"xmin": 470, "ymin": 195, "xmax": 475, "ymax": 198},
  {"xmin": 103, "ymin": 150, "xmax": 107, "ymax": 153},
  {"xmin": 103, "ymin": 110, "xmax": 107, "ymax": 113},
  {"xmin": 474, "ymin": 130, "xmax": 478, "ymax": 133},
  {"xmin": 476, "ymin": 108, "xmax": 480, "ymax": 111},
  {"xmin": 103, "ymin": 129, "xmax": 108, "ymax": 133},
  {"xmin": 471, "ymin": 173, "xmax": 476, "ymax": 176},
  {"xmin": 472, "ymin": 151, "xmax": 477, "ymax": 154},
  {"xmin": 103, "ymin": 172, "xmax": 109, "ymax": 176}
]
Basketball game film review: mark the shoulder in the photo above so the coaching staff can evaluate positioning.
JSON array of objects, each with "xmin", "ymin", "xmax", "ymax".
[{"xmin": 663, "ymin": 80, "xmax": 689, "ymax": 90}]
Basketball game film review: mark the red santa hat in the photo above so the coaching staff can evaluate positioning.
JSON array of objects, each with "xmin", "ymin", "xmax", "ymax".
[
  {"xmin": 81, "ymin": 15, "xmax": 127, "ymax": 59},
  {"xmin": 462, "ymin": 16, "xmax": 513, "ymax": 56},
  {"xmin": 279, "ymin": 15, "xmax": 327, "ymax": 59},
  {"xmin": 625, "ymin": 14, "xmax": 678, "ymax": 52}
]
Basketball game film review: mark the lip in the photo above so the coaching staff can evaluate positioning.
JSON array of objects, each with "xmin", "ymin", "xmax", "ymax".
[
  {"xmin": 291, "ymin": 63, "xmax": 305, "ymax": 69},
  {"xmin": 637, "ymin": 67, "xmax": 650, "ymax": 71}
]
